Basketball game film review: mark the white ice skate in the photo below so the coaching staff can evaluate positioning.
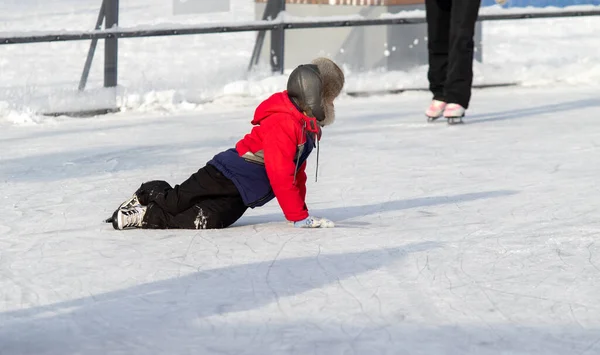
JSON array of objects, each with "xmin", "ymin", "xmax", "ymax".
[
  {"xmin": 105, "ymin": 194, "xmax": 142, "ymax": 226},
  {"xmin": 112, "ymin": 204, "xmax": 147, "ymax": 230},
  {"xmin": 118, "ymin": 194, "xmax": 141, "ymax": 211},
  {"xmin": 443, "ymin": 103, "xmax": 466, "ymax": 125},
  {"xmin": 425, "ymin": 100, "xmax": 447, "ymax": 121}
]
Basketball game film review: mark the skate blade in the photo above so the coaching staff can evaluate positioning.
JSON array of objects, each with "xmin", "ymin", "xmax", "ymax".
[
  {"xmin": 426, "ymin": 115, "xmax": 443, "ymax": 122},
  {"xmin": 446, "ymin": 116, "xmax": 465, "ymax": 125},
  {"xmin": 105, "ymin": 209, "xmax": 118, "ymax": 224}
]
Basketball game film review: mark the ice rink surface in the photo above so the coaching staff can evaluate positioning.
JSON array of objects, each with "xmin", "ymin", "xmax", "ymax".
[{"xmin": 2, "ymin": 85, "xmax": 600, "ymax": 354}]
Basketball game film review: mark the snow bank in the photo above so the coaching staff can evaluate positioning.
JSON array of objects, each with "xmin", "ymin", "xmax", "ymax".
[{"xmin": 0, "ymin": 0, "xmax": 599, "ymax": 125}]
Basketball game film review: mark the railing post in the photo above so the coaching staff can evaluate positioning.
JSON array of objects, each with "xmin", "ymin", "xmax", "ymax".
[
  {"xmin": 104, "ymin": 0, "xmax": 119, "ymax": 88},
  {"xmin": 78, "ymin": 0, "xmax": 106, "ymax": 91},
  {"xmin": 270, "ymin": 0, "xmax": 285, "ymax": 74}
]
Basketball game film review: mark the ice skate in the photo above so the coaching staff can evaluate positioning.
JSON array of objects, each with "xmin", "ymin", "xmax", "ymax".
[
  {"xmin": 104, "ymin": 193, "xmax": 141, "ymax": 224},
  {"xmin": 118, "ymin": 194, "xmax": 141, "ymax": 210},
  {"xmin": 425, "ymin": 100, "xmax": 447, "ymax": 121},
  {"xmin": 111, "ymin": 204, "xmax": 147, "ymax": 230},
  {"xmin": 443, "ymin": 103, "xmax": 465, "ymax": 125}
]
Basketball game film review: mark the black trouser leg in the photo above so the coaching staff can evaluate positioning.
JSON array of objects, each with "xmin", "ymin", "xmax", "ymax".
[
  {"xmin": 135, "ymin": 164, "xmax": 247, "ymax": 229},
  {"xmin": 143, "ymin": 195, "xmax": 247, "ymax": 229},
  {"xmin": 446, "ymin": 0, "xmax": 481, "ymax": 109},
  {"xmin": 135, "ymin": 164, "xmax": 238, "ymax": 215},
  {"xmin": 426, "ymin": 0, "xmax": 451, "ymax": 102}
]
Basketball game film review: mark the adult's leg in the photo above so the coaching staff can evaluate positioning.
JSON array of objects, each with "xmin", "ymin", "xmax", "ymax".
[
  {"xmin": 426, "ymin": 0, "xmax": 452, "ymax": 101},
  {"xmin": 135, "ymin": 164, "xmax": 239, "ymax": 216},
  {"xmin": 143, "ymin": 195, "xmax": 248, "ymax": 229},
  {"xmin": 445, "ymin": 0, "xmax": 481, "ymax": 109}
]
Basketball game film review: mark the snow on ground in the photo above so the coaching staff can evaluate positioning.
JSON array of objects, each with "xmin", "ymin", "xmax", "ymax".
[
  {"xmin": 0, "ymin": 0, "xmax": 599, "ymax": 120},
  {"xmin": 1, "ymin": 1, "xmax": 600, "ymax": 354},
  {"xmin": 1, "ymin": 84, "xmax": 600, "ymax": 354}
]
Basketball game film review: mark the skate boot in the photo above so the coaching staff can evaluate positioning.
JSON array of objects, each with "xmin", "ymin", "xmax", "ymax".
[
  {"xmin": 104, "ymin": 193, "xmax": 142, "ymax": 225},
  {"xmin": 118, "ymin": 194, "xmax": 141, "ymax": 210},
  {"xmin": 111, "ymin": 204, "xmax": 147, "ymax": 230},
  {"xmin": 443, "ymin": 103, "xmax": 465, "ymax": 125},
  {"xmin": 425, "ymin": 100, "xmax": 447, "ymax": 121}
]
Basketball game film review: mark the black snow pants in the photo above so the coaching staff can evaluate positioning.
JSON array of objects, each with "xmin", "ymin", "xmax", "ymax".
[
  {"xmin": 135, "ymin": 164, "xmax": 247, "ymax": 229},
  {"xmin": 425, "ymin": 0, "xmax": 481, "ymax": 109}
]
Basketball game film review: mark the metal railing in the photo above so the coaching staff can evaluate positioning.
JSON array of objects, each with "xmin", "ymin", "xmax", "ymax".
[
  {"xmin": 3, "ymin": 8, "xmax": 600, "ymax": 45},
  {"xmin": 1, "ymin": 0, "xmax": 598, "ymax": 102}
]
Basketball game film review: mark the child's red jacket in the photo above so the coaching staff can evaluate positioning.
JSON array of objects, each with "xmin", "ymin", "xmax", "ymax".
[{"xmin": 208, "ymin": 91, "xmax": 320, "ymax": 222}]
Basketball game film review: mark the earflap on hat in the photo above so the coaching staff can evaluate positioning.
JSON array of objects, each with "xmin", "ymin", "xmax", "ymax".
[
  {"xmin": 310, "ymin": 58, "xmax": 345, "ymax": 126},
  {"xmin": 286, "ymin": 64, "xmax": 325, "ymax": 122}
]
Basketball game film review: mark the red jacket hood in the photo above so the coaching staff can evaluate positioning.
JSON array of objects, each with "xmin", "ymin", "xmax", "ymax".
[{"xmin": 252, "ymin": 91, "xmax": 320, "ymax": 134}]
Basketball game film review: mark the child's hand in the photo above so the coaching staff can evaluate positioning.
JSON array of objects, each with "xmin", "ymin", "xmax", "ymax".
[{"xmin": 293, "ymin": 216, "xmax": 335, "ymax": 228}]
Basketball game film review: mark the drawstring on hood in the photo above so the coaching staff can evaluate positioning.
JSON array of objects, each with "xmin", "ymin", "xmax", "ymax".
[
  {"xmin": 292, "ymin": 122, "xmax": 321, "ymax": 184},
  {"xmin": 315, "ymin": 133, "xmax": 320, "ymax": 182},
  {"xmin": 286, "ymin": 57, "xmax": 344, "ymax": 184}
]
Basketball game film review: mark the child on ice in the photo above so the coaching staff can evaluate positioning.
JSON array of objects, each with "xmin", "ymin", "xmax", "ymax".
[{"xmin": 107, "ymin": 57, "xmax": 345, "ymax": 230}]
